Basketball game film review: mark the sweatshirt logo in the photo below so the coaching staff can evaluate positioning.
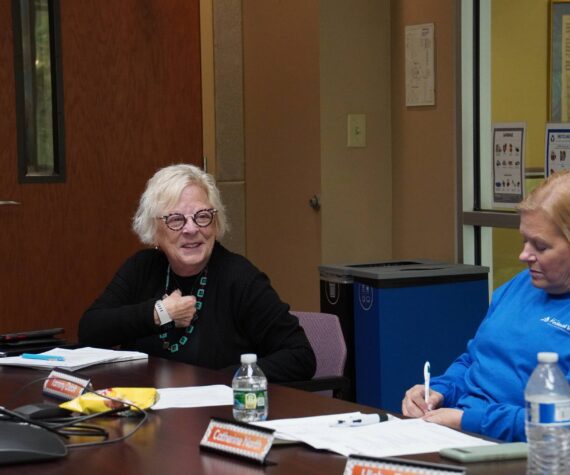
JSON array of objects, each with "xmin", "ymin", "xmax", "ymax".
[{"xmin": 541, "ymin": 316, "xmax": 570, "ymax": 334}]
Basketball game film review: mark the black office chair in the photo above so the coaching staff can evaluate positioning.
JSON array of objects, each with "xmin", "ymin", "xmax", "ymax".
[{"xmin": 281, "ymin": 311, "xmax": 350, "ymax": 399}]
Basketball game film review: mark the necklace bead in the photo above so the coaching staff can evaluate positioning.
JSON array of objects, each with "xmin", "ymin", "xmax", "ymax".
[{"xmin": 159, "ymin": 265, "xmax": 207, "ymax": 353}]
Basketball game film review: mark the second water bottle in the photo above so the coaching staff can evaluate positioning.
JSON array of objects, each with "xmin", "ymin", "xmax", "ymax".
[{"xmin": 525, "ymin": 352, "xmax": 570, "ymax": 475}]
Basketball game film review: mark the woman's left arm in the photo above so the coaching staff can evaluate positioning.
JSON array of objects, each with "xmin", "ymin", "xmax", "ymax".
[{"xmin": 431, "ymin": 402, "xmax": 526, "ymax": 442}]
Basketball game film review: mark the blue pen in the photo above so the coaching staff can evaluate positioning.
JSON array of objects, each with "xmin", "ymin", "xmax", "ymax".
[{"xmin": 21, "ymin": 353, "xmax": 65, "ymax": 362}]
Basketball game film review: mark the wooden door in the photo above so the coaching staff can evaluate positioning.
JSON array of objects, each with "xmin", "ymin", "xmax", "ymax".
[
  {"xmin": 0, "ymin": 0, "xmax": 202, "ymax": 339},
  {"xmin": 243, "ymin": 1, "xmax": 321, "ymax": 312}
]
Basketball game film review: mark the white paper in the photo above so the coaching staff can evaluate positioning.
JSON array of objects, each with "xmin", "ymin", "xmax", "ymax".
[
  {"xmin": 152, "ymin": 385, "xmax": 233, "ymax": 409},
  {"xmin": 256, "ymin": 412, "xmax": 495, "ymax": 458},
  {"xmin": 0, "ymin": 347, "xmax": 148, "ymax": 371}
]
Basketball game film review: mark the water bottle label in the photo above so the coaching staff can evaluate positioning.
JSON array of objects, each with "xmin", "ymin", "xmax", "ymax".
[
  {"xmin": 526, "ymin": 400, "xmax": 570, "ymax": 424},
  {"xmin": 234, "ymin": 390, "xmax": 267, "ymax": 410}
]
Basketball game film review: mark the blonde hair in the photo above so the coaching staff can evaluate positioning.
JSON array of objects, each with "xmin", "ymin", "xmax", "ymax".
[
  {"xmin": 132, "ymin": 164, "xmax": 229, "ymax": 245},
  {"xmin": 518, "ymin": 170, "xmax": 570, "ymax": 241}
]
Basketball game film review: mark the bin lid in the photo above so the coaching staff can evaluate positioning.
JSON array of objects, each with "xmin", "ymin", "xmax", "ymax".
[{"xmin": 320, "ymin": 260, "xmax": 489, "ymax": 281}]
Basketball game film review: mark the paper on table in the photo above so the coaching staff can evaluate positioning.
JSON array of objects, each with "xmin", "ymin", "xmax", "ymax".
[
  {"xmin": 152, "ymin": 385, "xmax": 233, "ymax": 409},
  {"xmin": 255, "ymin": 413, "xmax": 496, "ymax": 458},
  {"xmin": 0, "ymin": 347, "xmax": 148, "ymax": 371}
]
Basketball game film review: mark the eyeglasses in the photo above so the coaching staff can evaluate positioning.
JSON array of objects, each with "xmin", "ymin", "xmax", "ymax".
[{"xmin": 159, "ymin": 208, "xmax": 218, "ymax": 231}]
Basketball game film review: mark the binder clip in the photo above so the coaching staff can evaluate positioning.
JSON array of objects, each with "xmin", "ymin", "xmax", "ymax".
[{"xmin": 43, "ymin": 368, "xmax": 93, "ymax": 401}]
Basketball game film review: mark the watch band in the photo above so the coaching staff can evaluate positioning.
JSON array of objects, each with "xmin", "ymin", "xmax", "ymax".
[{"xmin": 155, "ymin": 300, "xmax": 173, "ymax": 327}]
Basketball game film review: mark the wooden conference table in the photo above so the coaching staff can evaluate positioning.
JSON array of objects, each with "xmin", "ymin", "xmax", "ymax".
[{"xmin": 0, "ymin": 357, "xmax": 527, "ymax": 474}]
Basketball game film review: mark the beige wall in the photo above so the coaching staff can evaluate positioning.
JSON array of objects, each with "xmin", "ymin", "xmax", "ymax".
[
  {"xmin": 320, "ymin": 0, "xmax": 392, "ymax": 265},
  {"xmin": 492, "ymin": 0, "xmax": 548, "ymax": 170},
  {"xmin": 391, "ymin": 0, "xmax": 457, "ymax": 262}
]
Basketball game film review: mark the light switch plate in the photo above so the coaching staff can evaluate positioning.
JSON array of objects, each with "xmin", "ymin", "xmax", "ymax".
[{"xmin": 347, "ymin": 114, "xmax": 366, "ymax": 148}]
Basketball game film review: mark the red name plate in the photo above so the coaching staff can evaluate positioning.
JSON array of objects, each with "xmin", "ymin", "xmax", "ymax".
[
  {"xmin": 200, "ymin": 418, "xmax": 275, "ymax": 464},
  {"xmin": 344, "ymin": 456, "xmax": 466, "ymax": 475}
]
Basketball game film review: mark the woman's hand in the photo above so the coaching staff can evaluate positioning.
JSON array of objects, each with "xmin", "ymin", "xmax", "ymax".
[
  {"xmin": 159, "ymin": 290, "xmax": 197, "ymax": 327},
  {"xmin": 422, "ymin": 408, "xmax": 464, "ymax": 431},
  {"xmin": 402, "ymin": 384, "xmax": 443, "ymax": 417}
]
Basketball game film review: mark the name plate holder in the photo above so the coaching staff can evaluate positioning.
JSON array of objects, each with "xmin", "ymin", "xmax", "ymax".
[
  {"xmin": 343, "ymin": 455, "xmax": 466, "ymax": 475},
  {"xmin": 200, "ymin": 417, "xmax": 275, "ymax": 465},
  {"xmin": 43, "ymin": 368, "xmax": 93, "ymax": 401}
]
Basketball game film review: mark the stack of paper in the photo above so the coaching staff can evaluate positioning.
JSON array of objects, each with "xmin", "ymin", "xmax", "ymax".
[
  {"xmin": 255, "ymin": 412, "xmax": 496, "ymax": 458},
  {"xmin": 0, "ymin": 347, "xmax": 148, "ymax": 371},
  {"xmin": 152, "ymin": 385, "xmax": 233, "ymax": 409}
]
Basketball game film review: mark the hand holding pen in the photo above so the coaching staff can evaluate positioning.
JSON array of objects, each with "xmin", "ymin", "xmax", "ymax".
[{"xmin": 401, "ymin": 362, "xmax": 443, "ymax": 418}]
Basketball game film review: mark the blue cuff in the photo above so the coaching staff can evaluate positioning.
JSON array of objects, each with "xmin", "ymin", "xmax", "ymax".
[{"xmin": 461, "ymin": 407, "xmax": 485, "ymax": 434}]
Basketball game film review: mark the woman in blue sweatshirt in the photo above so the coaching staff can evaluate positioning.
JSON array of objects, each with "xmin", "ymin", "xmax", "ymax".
[{"xmin": 402, "ymin": 171, "xmax": 570, "ymax": 441}]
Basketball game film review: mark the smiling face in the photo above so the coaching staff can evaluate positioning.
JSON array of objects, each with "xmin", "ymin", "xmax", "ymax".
[
  {"xmin": 519, "ymin": 210, "xmax": 570, "ymax": 295},
  {"xmin": 156, "ymin": 185, "xmax": 217, "ymax": 276}
]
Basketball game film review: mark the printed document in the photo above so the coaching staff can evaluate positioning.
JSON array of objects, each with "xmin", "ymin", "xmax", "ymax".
[{"xmin": 256, "ymin": 412, "xmax": 496, "ymax": 458}]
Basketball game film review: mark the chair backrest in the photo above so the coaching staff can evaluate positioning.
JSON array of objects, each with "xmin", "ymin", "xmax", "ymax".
[{"xmin": 291, "ymin": 311, "xmax": 347, "ymax": 379}]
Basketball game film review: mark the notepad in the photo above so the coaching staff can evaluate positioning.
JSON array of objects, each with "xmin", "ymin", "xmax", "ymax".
[{"xmin": 0, "ymin": 347, "xmax": 148, "ymax": 371}]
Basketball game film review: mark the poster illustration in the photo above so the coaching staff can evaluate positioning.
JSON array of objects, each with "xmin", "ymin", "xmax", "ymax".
[{"xmin": 492, "ymin": 123, "xmax": 525, "ymax": 209}]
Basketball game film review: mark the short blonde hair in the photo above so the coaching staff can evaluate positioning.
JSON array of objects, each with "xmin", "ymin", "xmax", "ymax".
[
  {"xmin": 518, "ymin": 170, "xmax": 570, "ymax": 241},
  {"xmin": 132, "ymin": 164, "xmax": 229, "ymax": 245}
]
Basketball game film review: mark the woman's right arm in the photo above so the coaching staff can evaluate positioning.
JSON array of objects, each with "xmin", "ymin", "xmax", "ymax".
[{"xmin": 78, "ymin": 253, "xmax": 160, "ymax": 347}]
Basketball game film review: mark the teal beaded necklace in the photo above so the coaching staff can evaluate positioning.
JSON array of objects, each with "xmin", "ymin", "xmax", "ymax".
[{"xmin": 159, "ymin": 265, "xmax": 208, "ymax": 353}]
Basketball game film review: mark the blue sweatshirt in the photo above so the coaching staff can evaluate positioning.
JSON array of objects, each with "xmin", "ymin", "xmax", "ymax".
[{"xmin": 430, "ymin": 270, "xmax": 570, "ymax": 441}]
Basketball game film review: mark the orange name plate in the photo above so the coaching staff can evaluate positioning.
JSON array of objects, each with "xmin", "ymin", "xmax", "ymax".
[
  {"xmin": 200, "ymin": 418, "xmax": 275, "ymax": 464},
  {"xmin": 344, "ymin": 455, "xmax": 466, "ymax": 475}
]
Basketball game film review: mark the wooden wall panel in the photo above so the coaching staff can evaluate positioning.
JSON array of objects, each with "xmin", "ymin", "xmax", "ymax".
[{"xmin": 0, "ymin": 0, "xmax": 202, "ymax": 340}]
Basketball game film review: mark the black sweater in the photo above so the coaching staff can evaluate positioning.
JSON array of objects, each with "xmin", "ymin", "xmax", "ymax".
[{"xmin": 78, "ymin": 242, "xmax": 316, "ymax": 382}]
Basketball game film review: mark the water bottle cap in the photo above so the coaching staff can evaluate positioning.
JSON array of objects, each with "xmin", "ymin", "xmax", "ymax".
[
  {"xmin": 537, "ymin": 352, "xmax": 559, "ymax": 363},
  {"xmin": 240, "ymin": 353, "xmax": 257, "ymax": 364}
]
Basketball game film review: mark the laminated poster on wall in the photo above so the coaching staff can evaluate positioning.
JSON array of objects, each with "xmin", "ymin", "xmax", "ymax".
[
  {"xmin": 545, "ymin": 123, "xmax": 570, "ymax": 177},
  {"xmin": 492, "ymin": 122, "xmax": 525, "ymax": 210}
]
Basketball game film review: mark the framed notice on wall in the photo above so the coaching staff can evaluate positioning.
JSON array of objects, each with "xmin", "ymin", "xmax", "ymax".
[
  {"xmin": 405, "ymin": 23, "xmax": 435, "ymax": 107},
  {"xmin": 492, "ymin": 123, "xmax": 526, "ymax": 209}
]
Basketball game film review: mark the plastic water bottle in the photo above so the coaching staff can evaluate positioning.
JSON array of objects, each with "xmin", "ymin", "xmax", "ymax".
[
  {"xmin": 232, "ymin": 354, "xmax": 268, "ymax": 422},
  {"xmin": 525, "ymin": 352, "xmax": 570, "ymax": 474}
]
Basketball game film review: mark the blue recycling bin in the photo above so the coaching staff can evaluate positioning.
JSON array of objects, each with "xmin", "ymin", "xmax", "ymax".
[{"xmin": 322, "ymin": 260, "xmax": 489, "ymax": 413}]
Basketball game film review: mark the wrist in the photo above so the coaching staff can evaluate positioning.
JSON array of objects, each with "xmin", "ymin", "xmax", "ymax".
[{"xmin": 155, "ymin": 300, "xmax": 174, "ymax": 330}]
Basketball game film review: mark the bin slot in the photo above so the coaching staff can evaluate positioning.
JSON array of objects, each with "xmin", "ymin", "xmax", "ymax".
[
  {"xmin": 399, "ymin": 267, "xmax": 446, "ymax": 272},
  {"xmin": 349, "ymin": 261, "xmax": 423, "ymax": 268}
]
